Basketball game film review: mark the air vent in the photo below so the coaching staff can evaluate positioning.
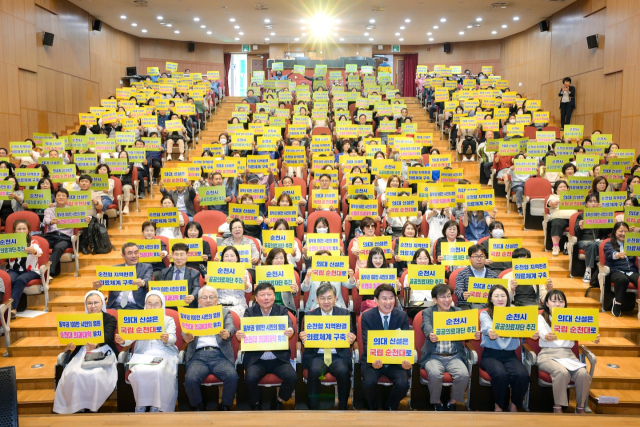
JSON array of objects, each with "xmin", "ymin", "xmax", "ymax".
[
  {"xmin": 264, "ymin": 24, "xmax": 274, "ymax": 29},
  {"xmin": 371, "ymin": 5, "xmax": 385, "ymax": 11},
  {"xmin": 468, "ymin": 23, "xmax": 481, "ymax": 27},
  {"xmin": 255, "ymin": 3, "xmax": 268, "ymax": 9},
  {"xmin": 491, "ymin": 2, "xmax": 507, "ymax": 8},
  {"xmin": 366, "ymin": 25, "xmax": 377, "ymax": 30},
  {"xmin": 133, "ymin": 0, "xmax": 148, "ymax": 6}
]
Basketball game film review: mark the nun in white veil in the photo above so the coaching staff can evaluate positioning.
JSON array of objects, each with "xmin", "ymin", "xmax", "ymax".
[
  {"xmin": 53, "ymin": 290, "xmax": 118, "ymax": 414},
  {"xmin": 115, "ymin": 290, "xmax": 179, "ymax": 412}
]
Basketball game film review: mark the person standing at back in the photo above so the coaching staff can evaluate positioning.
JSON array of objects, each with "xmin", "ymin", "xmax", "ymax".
[{"xmin": 559, "ymin": 77, "xmax": 576, "ymax": 127}]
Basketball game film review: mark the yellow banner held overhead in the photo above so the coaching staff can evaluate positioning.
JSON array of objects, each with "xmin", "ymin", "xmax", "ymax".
[
  {"xmin": 551, "ymin": 308, "xmax": 599, "ymax": 341},
  {"xmin": 267, "ymin": 206, "xmax": 298, "ymax": 227},
  {"xmin": 465, "ymin": 189, "xmax": 495, "ymax": 211},
  {"xmin": 467, "ymin": 278, "xmax": 508, "ymax": 303},
  {"xmin": 311, "ymin": 189, "xmax": 339, "ymax": 210},
  {"xmin": 148, "ymin": 207, "xmax": 180, "ymax": 228},
  {"xmin": 240, "ymin": 316, "xmax": 290, "ymax": 351},
  {"xmin": 407, "ymin": 265, "xmax": 445, "ymax": 291},
  {"xmin": 311, "ymin": 256, "xmax": 349, "ymax": 283},
  {"xmin": 256, "ymin": 264, "xmax": 296, "ymax": 292},
  {"xmin": 306, "ymin": 233, "xmax": 341, "ymax": 255},
  {"xmin": 228, "ymin": 203, "xmax": 259, "ymax": 225},
  {"xmin": 262, "ymin": 230, "xmax": 295, "ymax": 254},
  {"xmin": 358, "ymin": 268, "xmax": 397, "ymax": 295},
  {"xmin": 127, "ymin": 239, "xmax": 163, "ymax": 263},
  {"xmin": 303, "ymin": 315, "xmax": 351, "ymax": 348},
  {"xmin": 493, "ymin": 306, "xmax": 538, "ymax": 338},
  {"xmin": 488, "ymin": 238, "xmax": 523, "ymax": 262},
  {"xmin": 96, "ymin": 266, "xmax": 137, "ymax": 291},
  {"xmin": 169, "ymin": 238, "xmax": 203, "ymax": 262},
  {"xmin": 149, "ymin": 280, "xmax": 189, "ymax": 307},
  {"xmin": 397, "ymin": 238, "xmax": 431, "ymax": 262},
  {"xmin": 366, "ymin": 330, "xmax": 414, "ymax": 364},
  {"xmin": 56, "ymin": 313, "xmax": 104, "ymax": 345},
  {"xmin": 118, "ymin": 309, "xmax": 165, "ymax": 340},
  {"xmin": 358, "ymin": 236, "xmax": 393, "ymax": 260},
  {"xmin": 177, "ymin": 306, "xmax": 224, "ymax": 337},
  {"xmin": 512, "ymin": 257, "xmax": 549, "ymax": 285},
  {"xmin": 386, "ymin": 196, "xmax": 420, "ymax": 217},
  {"xmin": 440, "ymin": 242, "xmax": 473, "ymax": 266},
  {"xmin": 206, "ymin": 262, "xmax": 246, "ymax": 290},
  {"xmin": 433, "ymin": 309, "xmax": 479, "ymax": 341}
]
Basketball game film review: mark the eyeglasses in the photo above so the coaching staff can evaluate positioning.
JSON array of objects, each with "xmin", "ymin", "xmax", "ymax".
[
  {"xmin": 378, "ymin": 296, "xmax": 396, "ymax": 302},
  {"xmin": 364, "ymin": 224, "xmax": 376, "ymax": 229},
  {"xmin": 146, "ymin": 303, "xmax": 162, "ymax": 309},
  {"xmin": 319, "ymin": 296, "xmax": 335, "ymax": 302},
  {"xmin": 470, "ymin": 255, "xmax": 486, "ymax": 260},
  {"xmin": 86, "ymin": 301, "xmax": 102, "ymax": 307},
  {"xmin": 199, "ymin": 296, "xmax": 217, "ymax": 301},
  {"xmin": 437, "ymin": 294, "xmax": 453, "ymax": 300}
]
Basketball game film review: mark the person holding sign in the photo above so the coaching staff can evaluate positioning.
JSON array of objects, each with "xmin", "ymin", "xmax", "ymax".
[
  {"xmin": 301, "ymin": 250, "xmax": 355, "ymax": 311},
  {"xmin": 480, "ymin": 222, "xmax": 513, "ymax": 274},
  {"xmin": 537, "ymin": 290, "xmax": 599, "ymax": 413},
  {"xmin": 558, "ymin": 77, "xmax": 576, "ymax": 127},
  {"xmin": 218, "ymin": 219, "xmax": 260, "ymax": 265},
  {"xmin": 604, "ymin": 222, "xmax": 638, "ymax": 317},
  {"xmin": 160, "ymin": 178, "xmax": 197, "ymax": 221},
  {"xmin": 393, "ymin": 222, "xmax": 422, "ymax": 275},
  {"xmin": 237, "ymin": 282, "xmax": 296, "ymax": 410},
  {"xmin": 155, "ymin": 196, "xmax": 186, "ymax": 239},
  {"xmin": 420, "ymin": 283, "xmax": 479, "ymax": 411},
  {"xmin": 575, "ymin": 194, "xmax": 611, "ymax": 283},
  {"xmin": 6, "ymin": 220, "xmax": 43, "ymax": 319},
  {"xmin": 300, "ymin": 283, "xmax": 356, "ymax": 410},
  {"xmin": 479, "ymin": 285, "xmax": 533, "ymax": 412},
  {"xmin": 216, "ymin": 246, "xmax": 253, "ymax": 317},
  {"xmin": 455, "ymin": 245, "xmax": 500, "ymax": 310},
  {"xmin": 115, "ymin": 291, "xmax": 179, "ymax": 412},
  {"xmin": 21, "ymin": 177, "xmax": 55, "ymax": 221},
  {"xmin": 462, "ymin": 204, "xmax": 497, "ymax": 242},
  {"xmin": 53, "ymin": 291, "xmax": 118, "ymax": 414},
  {"xmin": 267, "ymin": 193, "xmax": 304, "ymax": 227},
  {"xmin": 434, "ymin": 220, "xmax": 467, "ymax": 277},
  {"xmin": 504, "ymin": 248, "xmax": 553, "ymax": 307},
  {"xmin": 182, "ymin": 286, "xmax": 239, "ymax": 411},
  {"xmin": 262, "ymin": 248, "xmax": 300, "ymax": 314},
  {"xmin": 140, "ymin": 221, "xmax": 169, "ymax": 280},
  {"xmin": 509, "ymin": 153, "xmax": 532, "ymax": 215},
  {"xmin": 383, "ymin": 190, "xmax": 423, "ymax": 238},
  {"xmin": 158, "ymin": 243, "xmax": 200, "ymax": 308},
  {"xmin": 166, "ymin": 113, "xmax": 189, "ymax": 161},
  {"xmin": 94, "ymin": 242, "xmax": 153, "ymax": 310},
  {"xmin": 360, "ymin": 283, "xmax": 411, "ymax": 410},
  {"xmin": 351, "ymin": 217, "xmax": 383, "ymax": 273},
  {"xmin": 0, "ymin": 176, "xmax": 23, "ymax": 226},
  {"xmin": 547, "ymin": 180, "xmax": 579, "ymax": 256},
  {"xmin": 261, "ymin": 219, "xmax": 302, "ymax": 266}
]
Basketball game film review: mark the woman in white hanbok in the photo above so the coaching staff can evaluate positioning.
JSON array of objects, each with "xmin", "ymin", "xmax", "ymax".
[
  {"xmin": 115, "ymin": 290, "xmax": 179, "ymax": 412},
  {"xmin": 53, "ymin": 291, "xmax": 118, "ymax": 414}
]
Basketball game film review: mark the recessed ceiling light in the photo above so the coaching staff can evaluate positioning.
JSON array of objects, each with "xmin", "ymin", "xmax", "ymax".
[
  {"xmin": 333, "ymin": 33, "xmax": 338, "ymax": 37},
  {"xmin": 467, "ymin": 25, "xmax": 472, "ymax": 28},
  {"xmin": 235, "ymin": 37, "xmax": 239, "ymax": 40},
  {"xmin": 301, "ymin": 26, "xmax": 306, "ymax": 30},
  {"xmin": 234, "ymin": 25, "xmax": 239, "ymax": 29},
  {"xmin": 270, "ymin": 32, "xmax": 275, "ymax": 36},
  {"xmin": 157, "ymin": 16, "xmax": 163, "ymax": 20},
  {"xmin": 427, "ymin": 32, "xmax": 432, "ymax": 35},
  {"xmin": 166, "ymin": 24, "xmax": 172, "ymax": 27},
  {"xmin": 300, "ymin": 18, "xmax": 305, "ymax": 23},
  {"xmin": 335, "ymin": 19, "xmax": 341, "ymax": 24},
  {"xmin": 369, "ymin": 19, "xmax": 375, "ymax": 23},
  {"xmin": 433, "ymin": 25, "xmax": 439, "ymax": 29},
  {"xmin": 339, "ymin": 37, "xmax": 344, "ymax": 41},
  {"xmin": 142, "ymin": 29, "xmax": 147, "ymax": 33},
  {"xmin": 200, "ymin": 25, "xmax": 206, "ymax": 28},
  {"xmin": 295, "ymin": 38, "xmax": 299, "ymax": 41},
  {"xmin": 207, "ymin": 31, "xmax": 212, "ymax": 34},
  {"xmin": 265, "ymin": 37, "xmax": 269, "ymax": 40},
  {"xmin": 131, "ymin": 23, "xmax": 137, "ymax": 27},
  {"xmin": 239, "ymin": 31, "xmax": 244, "ymax": 35},
  {"xmin": 264, "ymin": 18, "xmax": 270, "ymax": 23},
  {"xmin": 302, "ymin": 32, "xmax": 307, "ymax": 36},
  {"xmin": 492, "ymin": 30, "xmax": 497, "ymax": 34},
  {"xmin": 399, "ymin": 38, "xmax": 404, "ymax": 41},
  {"xmin": 194, "ymin": 17, "xmax": 200, "ymax": 22},
  {"xmin": 369, "ymin": 38, "xmax": 373, "ymax": 41},
  {"xmin": 476, "ymin": 17, "xmax": 483, "ymax": 22},
  {"xmin": 174, "ymin": 30, "xmax": 180, "ymax": 33},
  {"xmin": 440, "ymin": 18, "xmax": 446, "ymax": 22},
  {"xmin": 229, "ymin": 18, "xmax": 235, "ymax": 22},
  {"xmin": 502, "ymin": 24, "xmax": 507, "ymax": 28},
  {"xmin": 429, "ymin": 37, "xmax": 434, "ymax": 41},
  {"xmin": 513, "ymin": 16, "xmax": 520, "ymax": 21},
  {"xmin": 459, "ymin": 31, "xmax": 464, "ymax": 35},
  {"xmin": 395, "ymin": 32, "xmax": 400, "ymax": 36},
  {"xmin": 120, "ymin": 15, "xmax": 126, "ymax": 19},
  {"xmin": 364, "ymin": 32, "xmax": 369, "ymax": 36},
  {"xmin": 405, "ymin": 19, "xmax": 411, "ymax": 22},
  {"xmin": 400, "ymin": 26, "xmax": 405, "ymax": 30}
]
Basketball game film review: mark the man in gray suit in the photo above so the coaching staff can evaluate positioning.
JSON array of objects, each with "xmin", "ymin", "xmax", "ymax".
[
  {"xmin": 93, "ymin": 242, "xmax": 153, "ymax": 310},
  {"xmin": 183, "ymin": 285, "xmax": 239, "ymax": 411},
  {"xmin": 159, "ymin": 243, "xmax": 200, "ymax": 308}
]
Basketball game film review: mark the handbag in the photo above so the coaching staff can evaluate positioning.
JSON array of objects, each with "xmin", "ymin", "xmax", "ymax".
[{"xmin": 81, "ymin": 348, "xmax": 116, "ymax": 369}]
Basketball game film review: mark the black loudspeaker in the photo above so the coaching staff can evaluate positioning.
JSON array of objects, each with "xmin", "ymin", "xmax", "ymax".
[
  {"xmin": 188, "ymin": 42, "xmax": 195, "ymax": 52},
  {"xmin": 0, "ymin": 366, "xmax": 18, "ymax": 427},
  {"xmin": 539, "ymin": 20, "xmax": 549, "ymax": 32},
  {"xmin": 586, "ymin": 34, "xmax": 599, "ymax": 49},
  {"xmin": 444, "ymin": 42, "xmax": 451, "ymax": 53},
  {"xmin": 42, "ymin": 31, "xmax": 54, "ymax": 46},
  {"xmin": 126, "ymin": 66, "xmax": 137, "ymax": 76},
  {"xmin": 92, "ymin": 19, "xmax": 102, "ymax": 31}
]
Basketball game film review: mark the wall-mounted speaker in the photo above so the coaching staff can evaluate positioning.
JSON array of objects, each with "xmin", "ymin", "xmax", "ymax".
[
  {"xmin": 586, "ymin": 34, "xmax": 599, "ymax": 49},
  {"xmin": 0, "ymin": 367, "xmax": 18, "ymax": 427},
  {"xmin": 188, "ymin": 42, "xmax": 195, "ymax": 52},
  {"xmin": 539, "ymin": 20, "xmax": 549, "ymax": 32},
  {"xmin": 126, "ymin": 66, "xmax": 137, "ymax": 76},
  {"xmin": 443, "ymin": 42, "xmax": 451, "ymax": 53},
  {"xmin": 92, "ymin": 19, "xmax": 102, "ymax": 31},
  {"xmin": 42, "ymin": 31, "xmax": 54, "ymax": 46}
]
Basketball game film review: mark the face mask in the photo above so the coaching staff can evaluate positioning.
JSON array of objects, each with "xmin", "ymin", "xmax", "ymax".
[
  {"xmin": 220, "ymin": 138, "xmax": 227, "ymax": 143},
  {"xmin": 509, "ymin": 119, "xmax": 516, "ymax": 124},
  {"xmin": 317, "ymin": 227, "xmax": 328, "ymax": 233},
  {"xmin": 492, "ymin": 229, "xmax": 504, "ymax": 238}
]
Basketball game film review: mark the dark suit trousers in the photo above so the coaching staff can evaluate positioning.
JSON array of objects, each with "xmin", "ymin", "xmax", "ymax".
[
  {"xmin": 43, "ymin": 232, "xmax": 71, "ymax": 276},
  {"xmin": 560, "ymin": 102, "xmax": 574, "ymax": 127},
  {"xmin": 361, "ymin": 364, "xmax": 409, "ymax": 410},
  {"xmin": 245, "ymin": 358, "xmax": 297, "ymax": 406},
  {"xmin": 307, "ymin": 354, "xmax": 351, "ymax": 410},
  {"xmin": 479, "ymin": 348, "xmax": 529, "ymax": 410},
  {"xmin": 185, "ymin": 347, "xmax": 239, "ymax": 407}
]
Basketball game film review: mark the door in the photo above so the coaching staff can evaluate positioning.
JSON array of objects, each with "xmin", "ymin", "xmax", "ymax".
[
  {"xmin": 397, "ymin": 59, "xmax": 404, "ymax": 95},
  {"xmin": 251, "ymin": 59, "xmax": 263, "ymax": 78}
]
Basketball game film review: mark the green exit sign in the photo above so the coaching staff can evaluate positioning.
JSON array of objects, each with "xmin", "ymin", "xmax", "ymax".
[
  {"xmin": 242, "ymin": 44, "xmax": 250, "ymax": 52},
  {"xmin": 392, "ymin": 45, "xmax": 400, "ymax": 52}
]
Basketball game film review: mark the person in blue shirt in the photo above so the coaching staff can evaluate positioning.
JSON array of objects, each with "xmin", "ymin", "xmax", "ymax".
[
  {"xmin": 210, "ymin": 79, "xmax": 220, "ymax": 96},
  {"xmin": 454, "ymin": 244, "xmax": 500, "ymax": 310},
  {"xmin": 273, "ymin": 70, "xmax": 292, "ymax": 80},
  {"xmin": 462, "ymin": 205, "xmax": 498, "ymax": 242},
  {"xmin": 145, "ymin": 132, "xmax": 165, "ymax": 185},
  {"xmin": 479, "ymin": 284, "xmax": 533, "ymax": 411}
]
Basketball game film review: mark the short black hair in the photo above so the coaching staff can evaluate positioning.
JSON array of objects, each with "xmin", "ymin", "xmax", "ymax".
[
  {"xmin": 468, "ymin": 244, "xmax": 487, "ymax": 257},
  {"xmin": 431, "ymin": 283, "xmax": 453, "ymax": 300},
  {"xmin": 185, "ymin": 221, "xmax": 203, "ymax": 238},
  {"xmin": 79, "ymin": 174, "xmax": 93, "ymax": 183},
  {"xmin": 374, "ymin": 283, "xmax": 396, "ymax": 299},
  {"xmin": 511, "ymin": 248, "xmax": 531, "ymax": 259},
  {"xmin": 316, "ymin": 282, "xmax": 337, "ymax": 298},
  {"xmin": 563, "ymin": 77, "xmax": 572, "ymax": 84},
  {"xmin": 171, "ymin": 243, "xmax": 190, "ymax": 254},
  {"xmin": 254, "ymin": 281, "xmax": 275, "ymax": 295}
]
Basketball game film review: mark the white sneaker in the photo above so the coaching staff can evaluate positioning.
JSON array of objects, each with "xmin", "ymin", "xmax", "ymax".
[
  {"xmin": 462, "ymin": 157, "xmax": 469, "ymax": 162},
  {"xmin": 583, "ymin": 270, "xmax": 591, "ymax": 283},
  {"xmin": 552, "ymin": 246, "xmax": 560, "ymax": 256},
  {"xmin": 123, "ymin": 206, "xmax": 129, "ymax": 215},
  {"xmin": 470, "ymin": 155, "xmax": 475, "ymax": 161},
  {"xmin": 167, "ymin": 155, "xmax": 172, "ymax": 161},
  {"xmin": 178, "ymin": 154, "xmax": 184, "ymax": 161}
]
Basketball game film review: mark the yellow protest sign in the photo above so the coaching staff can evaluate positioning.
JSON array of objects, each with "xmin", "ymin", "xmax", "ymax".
[
  {"xmin": 358, "ymin": 268, "xmax": 397, "ymax": 295},
  {"xmin": 311, "ymin": 256, "xmax": 349, "ymax": 283},
  {"xmin": 148, "ymin": 207, "xmax": 180, "ymax": 228},
  {"xmin": 228, "ymin": 203, "xmax": 259, "ymax": 225},
  {"xmin": 165, "ymin": 119, "xmax": 182, "ymax": 132},
  {"xmin": 306, "ymin": 233, "xmax": 341, "ymax": 255},
  {"xmin": 0, "ymin": 233, "xmax": 27, "ymax": 259},
  {"xmin": 262, "ymin": 230, "xmax": 295, "ymax": 254},
  {"xmin": 256, "ymin": 264, "xmax": 296, "ymax": 292},
  {"xmin": 386, "ymin": 196, "xmax": 420, "ymax": 217},
  {"xmin": 433, "ymin": 309, "xmax": 478, "ymax": 341},
  {"xmin": 303, "ymin": 315, "xmax": 351, "ymax": 348},
  {"xmin": 238, "ymin": 184, "xmax": 266, "ymax": 204},
  {"xmin": 56, "ymin": 313, "xmax": 104, "ymax": 345},
  {"xmin": 118, "ymin": 309, "xmax": 165, "ymax": 340},
  {"xmin": 397, "ymin": 238, "xmax": 431, "ymax": 262},
  {"xmin": 358, "ymin": 236, "xmax": 393, "ymax": 260},
  {"xmin": 488, "ymin": 238, "xmax": 522, "ymax": 262},
  {"xmin": 96, "ymin": 266, "xmax": 137, "ymax": 291},
  {"xmin": 465, "ymin": 189, "xmax": 494, "ymax": 211},
  {"xmin": 551, "ymin": 308, "xmax": 599, "ymax": 341},
  {"xmin": 169, "ymin": 238, "xmax": 203, "ymax": 262},
  {"xmin": 428, "ymin": 187, "xmax": 457, "ymax": 208},
  {"xmin": 366, "ymin": 330, "xmax": 414, "ymax": 364},
  {"xmin": 274, "ymin": 186, "xmax": 302, "ymax": 204},
  {"xmin": 512, "ymin": 257, "xmax": 549, "ymax": 285},
  {"xmin": 267, "ymin": 206, "xmax": 298, "ymax": 227},
  {"xmin": 207, "ymin": 261, "xmax": 246, "ymax": 290},
  {"xmin": 177, "ymin": 305, "xmax": 224, "ymax": 337},
  {"xmin": 240, "ymin": 316, "xmax": 290, "ymax": 351},
  {"xmin": 407, "ymin": 264, "xmax": 445, "ymax": 291},
  {"xmin": 311, "ymin": 189, "xmax": 339, "ymax": 210},
  {"xmin": 467, "ymin": 278, "xmax": 508, "ymax": 303},
  {"xmin": 624, "ymin": 232, "xmax": 640, "ymax": 256},
  {"xmin": 348, "ymin": 199, "xmax": 378, "ymax": 220},
  {"xmin": 161, "ymin": 168, "xmax": 188, "ymax": 187},
  {"xmin": 440, "ymin": 242, "xmax": 473, "ymax": 266},
  {"xmin": 149, "ymin": 280, "xmax": 189, "ymax": 307},
  {"xmin": 493, "ymin": 306, "xmax": 538, "ymax": 338},
  {"xmin": 127, "ymin": 239, "xmax": 163, "ymax": 263}
]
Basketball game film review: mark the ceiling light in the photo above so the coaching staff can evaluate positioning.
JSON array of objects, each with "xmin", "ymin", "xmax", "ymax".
[
  {"xmin": 301, "ymin": 26, "xmax": 306, "ymax": 30},
  {"xmin": 239, "ymin": 31, "xmax": 244, "ymax": 35},
  {"xmin": 295, "ymin": 38, "xmax": 299, "ymax": 41},
  {"xmin": 302, "ymin": 32, "xmax": 307, "ymax": 36},
  {"xmin": 513, "ymin": 16, "xmax": 520, "ymax": 21},
  {"xmin": 270, "ymin": 32, "xmax": 275, "ymax": 36},
  {"xmin": 429, "ymin": 37, "xmax": 434, "ymax": 41},
  {"xmin": 369, "ymin": 19, "xmax": 375, "ymax": 23},
  {"xmin": 166, "ymin": 24, "xmax": 172, "ymax": 27},
  {"xmin": 174, "ymin": 30, "xmax": 180, "ymax": 33},
  {"xmin": 235, "ymin": 37, "xmax": 239, "ymax": 40},
  {"xmin": 502, "ymin": 24, "xmax": 507, "ymax": 28},
  {"xmin": 157, "ymin": 16, "xmax": 163, "ymax": 20},
  {"xmin": 120, "ymin": 15, "xmax": 126, "ymax": 19},
  {"xmin": 300, "ymin": 18, "xmax": 305, "ymax": 23},
  {"xmin": 339, "ymin": 37, "xmax": 344, "ymax": 41},
  {"xmin": 369, "ymin": 38, "xmax": 374, "ymax": 41},
  {"xmin": 264, "ymin": 18, "xmax": 271, "ymax": 23},
  {"xmin": 131, "ymin": 23, "xmax": 137, "ymax": 27},
  {"xmin": 194, "ymin": 17, "xmax": 200, "ymax": 21},
  {"xmin": 200, "ymin": 25, "xmax": 206, "ymax": 28},
  {"xmin": 333, "ymin": 33, "xmax": 338, "ymax": 37},
  {"xmin": 265, "ymin": 37, "xmax": 269, "ymax": 40},
  {"xmin": 433, "ymin": 25, "xmax": 439, "ymax": 29},
  {"xmin": 395, "ymin": 32, "xmax": 400, "ymax": 36},
  {"xmin": 427, "ymin": 32, "xmax": 432, "ymax": 35},
  {"xmin": 309, "ymin": 13, "xmax": 334, "ymax": 38},
  {"xmin": 229, "ymin": 18, "xmax": 235, "ymax": 22},
  {"xmin": 405, "ymin": 19, "xmax": 411, "ymax": 22},
  {"xmin": 335, "ymin": 19, "xmax": 341, "ymax": 24},
  {"xmin": 142, "ymin": 29, "xmax": 147, "ymax": 33},
  {"xmin": 234, "ymin": 25, "xmax": 239, "ymax": 29},
  {"xmin": 399, "ymin": 38, "xmax": 404, "ymax": 41},
  {"xmin": 207, "ymin": 31, "xmax": 212, "ymax": 34},
  {"xmin": 476, "ymin": 17, "xmax": 482, "ymax": 22},
  {"xmin": 459, "ymin": 31, "xmax": 464, "ymax": 35},
  {"xmin": 492, "ymin": 30, "xmax": 497, "ymax": 34},
  {"xmin": 400, "ymin": 26, "xmax": 405, "ymax": 29},
  {"xmin": 364, "ymin": 32, "xmax": 369, "ymax": 36},
  {"xmin": 440, "ymin": 18, "xmax": 446, "ymax": 22},
  {"xmin": 467, "ymin": 25, "xmax": 472, "ymax": 28}
]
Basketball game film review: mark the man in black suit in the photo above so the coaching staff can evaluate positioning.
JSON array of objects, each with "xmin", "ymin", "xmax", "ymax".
[
  {"xmin": 559, "ymin": 76, "xmax": 576, "ymax": 127},
  {"xmin": 93, "ymin": 242, "xmax": 153, "ymax": 310},
  {"xmin": 158, "ymin": 243, "xmax": 200, "ymax": 308},
  {"xmin": 360, "ymin": 283, "xmax": 412, "ymax": 410},
  {"xmin": 300, "ymin": 283, "xmax": 356, "ymax": 410},
  {"xmin": 237, "ymin": 282, "xmax": 297, "ymax": 410}
]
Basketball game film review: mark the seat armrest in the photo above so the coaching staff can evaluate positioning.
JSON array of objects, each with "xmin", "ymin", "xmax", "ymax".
[
  {"xmin": 178, "ymin": 350, "xmax": 185, "ymax": 364},
  {"xmin": 580, "ymin": 345, "xmax": 597, "ymax": 378},
  {"xmin": 465, "ymin": 342, "xmax": 478, "ymax": 366},
  {"xmin": 522, "ymin": 343, "xmax": 537, "ymax": 366}
]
